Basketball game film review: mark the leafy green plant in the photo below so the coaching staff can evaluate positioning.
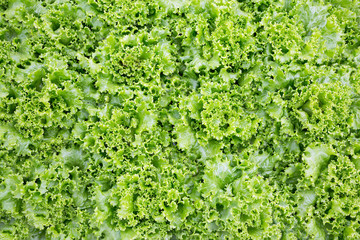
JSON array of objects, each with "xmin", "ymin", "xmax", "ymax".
[{"xmin": 1, "ymin": 0, "xmax": 360, "ymax": 239}]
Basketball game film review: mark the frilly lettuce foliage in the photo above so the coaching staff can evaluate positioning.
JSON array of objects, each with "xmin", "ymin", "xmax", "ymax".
[{"xmin": 1, "ymin": 0, "xmax": 360, "ymax": 239}]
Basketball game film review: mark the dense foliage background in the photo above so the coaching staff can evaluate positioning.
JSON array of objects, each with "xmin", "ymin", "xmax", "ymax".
[{"xmin": 1, "ymin": 0, "xmax": 360, "ymax": 239}]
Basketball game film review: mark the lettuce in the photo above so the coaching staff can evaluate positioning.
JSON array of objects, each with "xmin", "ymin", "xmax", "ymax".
[{"xmin": 1, "ymin": 0, "xmax": 360, "ymax": 239}]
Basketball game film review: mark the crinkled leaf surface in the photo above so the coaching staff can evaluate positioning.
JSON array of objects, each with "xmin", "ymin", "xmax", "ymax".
[{"xmin": 1, "ymin": 0, "xmax": 360, "ymax": 239}]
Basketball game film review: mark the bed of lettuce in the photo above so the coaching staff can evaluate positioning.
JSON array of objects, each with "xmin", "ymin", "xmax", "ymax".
[{"xmin": 1, "ymin": 0, "xmax": 360, "ymax": 239}]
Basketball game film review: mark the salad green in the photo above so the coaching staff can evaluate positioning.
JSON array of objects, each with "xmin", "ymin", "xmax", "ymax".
[{"xmin": 1, "ymin": 0, "xmax": 360, "ymax": 239}]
